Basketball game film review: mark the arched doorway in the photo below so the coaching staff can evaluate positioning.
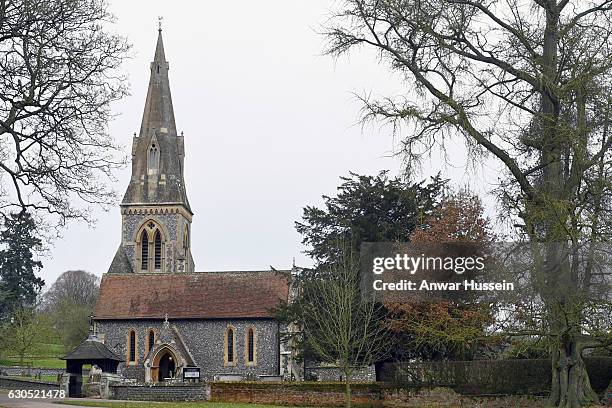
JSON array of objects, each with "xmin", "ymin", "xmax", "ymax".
[
  {"xmin": 151, "ymin": 347, "xmax": 178, "ymax": 382},
  {"xmin": 159, "ymin": 352, "xmax": 176, "ymax": 381}
]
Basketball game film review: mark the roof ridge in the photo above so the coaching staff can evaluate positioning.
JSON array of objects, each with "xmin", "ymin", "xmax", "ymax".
[{"xmin": 105, "ymin": 270, "xmax": 290, "ymax": 277}]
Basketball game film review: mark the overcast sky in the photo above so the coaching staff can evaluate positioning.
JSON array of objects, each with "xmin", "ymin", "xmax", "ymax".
[{"xmin": 40, "ymin": 0, "xmax": 504, "ymax": 286}]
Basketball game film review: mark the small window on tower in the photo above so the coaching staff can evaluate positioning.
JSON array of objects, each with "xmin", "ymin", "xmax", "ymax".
[
  {"xmin": 183, "ymin": 225, "xmax": 189, "ymax": 257},
  {"xmin": 148, "ymin": 144, "xmax": 159, "ymax": 173},
  {"xmin": 141, "ymin": 231, "xmax": 149, "ymax": 271}
]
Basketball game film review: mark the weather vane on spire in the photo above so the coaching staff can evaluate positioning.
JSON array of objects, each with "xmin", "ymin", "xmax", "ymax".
[{"xmin": 158, "ymin": 16, "xmax": 163, "ymax": 32}]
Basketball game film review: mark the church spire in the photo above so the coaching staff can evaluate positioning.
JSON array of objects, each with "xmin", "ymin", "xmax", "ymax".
[
  {"xmin": 138, "ymin": 27, "xmax": 176, "ymax": 138},
  {"xmin": 154, "ymin": 20, "xmax": 166, "ymax": 63},
  {"xmin": 121, "ymin": 27, "xmax": 191, "ymax": 211},
  {"xmin": 110, "ymin": 26, "xmax": 194, "ymax": 275}
]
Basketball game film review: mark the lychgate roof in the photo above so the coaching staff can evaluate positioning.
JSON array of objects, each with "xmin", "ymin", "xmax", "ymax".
[
  {"xmin": 94, "ymin": 271, "xmax": 290, "ymax": 320},
  {"xmin": 63, "ymin": 335, "xmax": 124, "ymax": 361}
]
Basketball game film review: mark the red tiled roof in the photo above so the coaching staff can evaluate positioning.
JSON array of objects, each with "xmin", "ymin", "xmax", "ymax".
[{"xmin": 94, "ymin": 271, "xmax": 289, "ymax": 320}]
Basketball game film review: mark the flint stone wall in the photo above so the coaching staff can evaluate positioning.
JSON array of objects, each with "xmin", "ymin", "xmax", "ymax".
[
  {"xmin": 0, "ymin": 367, "xmax": 64, "ymax": 377},
  {"xmin": 110, "ymin": 383, "xmax": 208, "ymax": 401},
  {"xmin": 210, "ymin": 382, "xmax": 548, "ymax": 408},
  {"xmin": 305, "ymin": 366, "xmax": 376, "ymax": 382},
  {"xmin": 96, "ymin": 318, "xmax": 279, "ymax": 381},
  {"xmin": 0, "ymin": 376, "xmax": 60, "ymax": 391},
  {"xmin": 106, "ymin": 382, "xmax": 549, "ymax": 407},
  {"xmin": 121, "ymin": 212, "xmax": 181, "ymax": 273}
]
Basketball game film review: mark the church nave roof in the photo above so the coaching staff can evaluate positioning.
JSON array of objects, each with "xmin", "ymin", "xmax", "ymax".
[{"xmin": 94, "ymin": 270, "xmax": 289, "ymax": 320}]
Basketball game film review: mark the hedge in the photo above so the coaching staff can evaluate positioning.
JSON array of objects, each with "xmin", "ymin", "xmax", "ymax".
[{"xmin": 380, "ymin": 357, "xmax": 612, "ymax": 395}]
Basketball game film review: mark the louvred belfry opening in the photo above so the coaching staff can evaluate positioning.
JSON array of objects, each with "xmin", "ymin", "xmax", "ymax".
[
  {"xmin": 141, "ymin": 231, "xmax": 149, "ymax": 271},
  {"xmin": 154, "ymin": 229, "xmax": 162, "ymax": 270}
]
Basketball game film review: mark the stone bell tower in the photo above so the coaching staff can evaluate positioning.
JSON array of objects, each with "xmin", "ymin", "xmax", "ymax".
[{"xmin": 108, "ymin": 27, "xmax": 194, "ymax": 274}]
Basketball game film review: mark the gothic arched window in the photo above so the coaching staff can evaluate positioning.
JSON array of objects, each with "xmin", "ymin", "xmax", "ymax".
[
  {"xmin": 154, "ymin": 230, "xmax": 162, "ymax": 270},
  {"xmin": 141, "ymin": 231, "xmax": 149, "ymax": 271},
  {"xmin": 128, "ymin": 330, "xmax": 137, "ymax": 364},
  {"xmin": 148, "ymin": 330, "xmax": 155, "ymax": 354},
  {"xmin": 224, "ymin": 326, "xmax": 236, "ymax": 366},
  {"xmin": 246, "ymin": 327, "xmax": 256, "ymax": 365}
]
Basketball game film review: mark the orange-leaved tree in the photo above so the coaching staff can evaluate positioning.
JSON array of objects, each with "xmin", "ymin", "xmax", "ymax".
[{"xmin": 385, "ymin": 189, "xmax": 495, "ymax": 360}]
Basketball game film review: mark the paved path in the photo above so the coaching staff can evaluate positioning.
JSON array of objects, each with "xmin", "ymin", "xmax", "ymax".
[
  {"xmin": 0, "ymin": 395, "xmax": 91, "ymax": 408},
  {"xmin": 0, "ymin": 395, "xmax": 168, "ymax": 407}
]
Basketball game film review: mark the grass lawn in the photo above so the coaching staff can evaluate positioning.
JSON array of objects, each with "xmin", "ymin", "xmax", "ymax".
[
  {"xmin": 0, "ymin": 357, "xmax": 65, "ymax": 368},
  {"xmin": 57, "ymin": 402, "xmax": 301, "ymax": 408},
  {"xmin": 53, "ymin": 399, "xmax": 610, "ymax": 408},
  {"xmin": 0, "ymin": 342, "xmax": 65, "ymax": 369}
]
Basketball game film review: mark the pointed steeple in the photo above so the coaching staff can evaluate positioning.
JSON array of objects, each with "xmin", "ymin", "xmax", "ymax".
[
  {"xmin": 121, "ymin": 27, "xmax": 191, "ymax": 212},
  {"xmin": 110, "ymin": 26, "xmax": 195, "ymax": 276},
  {"xmin": 138, "ymin": 27, "xmax": 176, "ymax": 138},
  {"xmin": 153, "ymin": 27, "xmax": 166, "ymax": 63}
]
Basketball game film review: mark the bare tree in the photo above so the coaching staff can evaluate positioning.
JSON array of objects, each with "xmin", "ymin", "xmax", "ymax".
[
  {"xmin": 41, "ymin": 270, "xmax": 99, "ymax": 349},
  {"xmin": 324, "ymin": 1, "xmax": 612, "ymax": 407},
  {"xmin": 301, "ymin": 253, "xmax": 389, "ymax": 408},
  {"xmin": 0, "ymin": 0, "xmax": 130, "ymax": 230},
  {"xmin": 42, "ymin": 270, "xmax": 99, "ymax": 310}
]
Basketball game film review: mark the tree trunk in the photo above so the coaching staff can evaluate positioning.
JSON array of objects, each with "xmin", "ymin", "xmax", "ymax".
[
  {"xmin": 345, "ymin": 373, "xmax": 352, "ymax": 408},
  {"xmin": 536, "ymin": 4, "xmax": 598, "ymax": 406},
  {"xmin": 540, "ymin": 245, "xmax": 597, "ymax": 408},
  {"xmin": 549, "ymin": 334, "xmax": 598, "ymax": 408}
]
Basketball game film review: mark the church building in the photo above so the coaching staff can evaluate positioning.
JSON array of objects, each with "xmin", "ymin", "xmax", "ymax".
[{"xmin": 93, "ymin": 28, "xmax": 292, "ymax": 383}]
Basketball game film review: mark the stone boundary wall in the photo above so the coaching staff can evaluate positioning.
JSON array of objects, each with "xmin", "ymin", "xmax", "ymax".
[
  {"xmin": 210, "ymin": 382, "xmax": 548, "ymax": 408},
  {"xmin": 0, "ymin": 376, "xmax": 61, "ymax": 391},
  {"xmin": 210, "ymin": 382, "xmax": 381, "ymax": 407},
  {"xmin": 0, "ymin": 366, "xmax": 64, "ymax": 377},
  {"xmin": 110, "ymin": 383, "xmax": 208, "ymax": 401},
  {"xmin": 305, "ymin": 366, "xmax": 376, "ymax": 382},
  {"xmin": 105, "ymin": 381, "xmax": 549, "ymax": 407}
]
